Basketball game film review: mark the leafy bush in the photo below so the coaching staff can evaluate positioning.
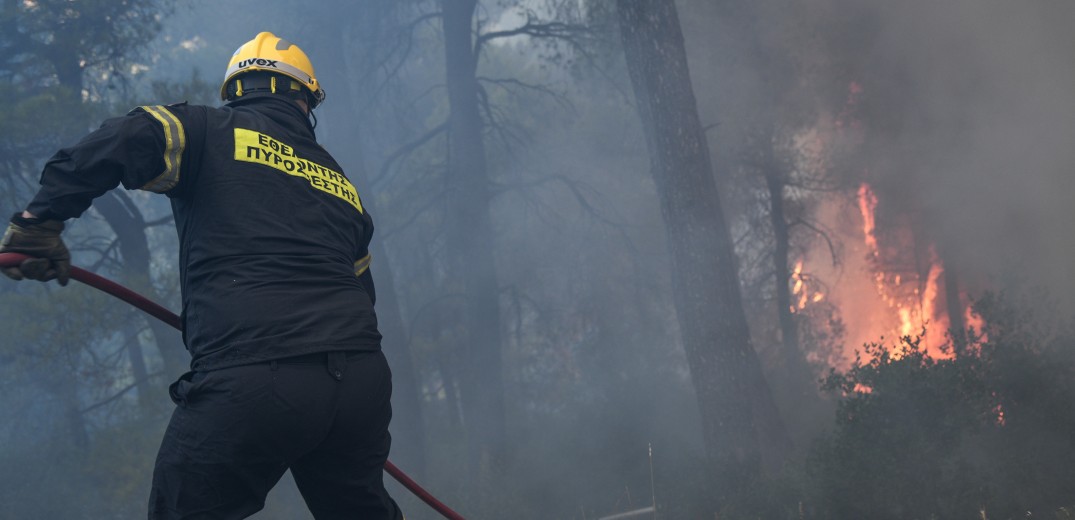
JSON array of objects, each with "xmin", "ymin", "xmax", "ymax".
[{"xmin": 802, "ymin": 293, "xmax": 1075, "ymax": 519}]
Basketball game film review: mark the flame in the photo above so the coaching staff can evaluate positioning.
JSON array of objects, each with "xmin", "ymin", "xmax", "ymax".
[
  {"xmin": 790, "ymin": 83, "xmax": 987, "ymax": 368},
  {"xmin": 792, "ymin": 260, "xmax": 804, "ymax": 295},
  {"xmin": 856, "ymin": 184, "xmax": 953, "ymax": 358},
  {"xmin": 858, "ymin": 183, "xmax": 991, "ymax": 359},
  {"xmin": 858, "ymin": 184, "xmax": 879, "ymax": 254},
  {"xmin": 897, "ymin": 308, "xmax": 914, "ymax": 338},
  {"xmin": 790, "ymin": 258, "xmax": 826, "ymax": 313},
  {"xmin": 965, "ymin": 305, "xmax": 988, "ymax": 341},
  {"xmin": 791, "ymin": 88, "xmax": 984, "ymax": 365},
  {"xmin": 918, "ymin": 253, "xmax": 947, "ymax": 353},
  {"xmin": 990, "ymin": 391, "xmax": 1006, "ymax": 426},
  {"xmin": 795, "ymin": 181, "xmax": 985, "ymax": 364}
]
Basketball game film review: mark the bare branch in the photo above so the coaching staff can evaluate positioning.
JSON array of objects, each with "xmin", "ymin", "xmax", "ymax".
[
  {"xmin": 355, "ymin": 10, "xmax": 444, "ymax": 114},
  {"xmin": 490, "ymin": 173, "xmax": 622, "ymax": 228},
  {"xmin": 479, "ymin": 22, "xmax": 588, "ymax": 49},
  {"xmin": 790, "ymin": 217, "xmax": 840, "ymax": 267},
  {"xmin": 373, "ymin": 121, "xmax": 448, "ymax": 190},
  {"xmin": 379, "ymin": 186, "xmax": 450, "ymax": 241},
  {"xmin": 475, "ymin": 82, "xmax": 528, "ymax": 153},
  {"xmin": 474, "ymin": 12, "xmax": 596, "ymax": 56},
  {"xmin": 476, "ymin": 76, "xmax": 575, "ymax": 113},
  {"xmin": 79, "ymin": 370, "xmax": 164, "ymax": 415}
]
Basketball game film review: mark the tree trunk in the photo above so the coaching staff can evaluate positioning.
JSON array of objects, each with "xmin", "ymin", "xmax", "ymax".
[
  {"xmin": 765, "ymin": 168, "xmax": 801, "ymax": 361},
  {"xmin": 616, "ymin": 0, "xmax": 788, "ymax": 505},
  {"xmin": 123, "ymin": 322, "xmax": 152, "ymax": 410},
  {"xmin": 307, "ymin": 7, "xmax": 429, "ymax": 478},
  {"xmin": 761, "ymin": 155, "xmax": 812, "ymax": 465},
  {"xmin": 939, "ymin": 247, "xmax": 967, "ymax": 353},
  {"xmin": 441, "ymin": 0, "xmax": 507, "ymax": 496},
  {"xmin": 51, "ymin": 45, "xmax": 187, "ymax": 388},
  {"xmin": 94, "ymin": 192, "xmax": 187, "ymax": 380},
  {"xmin": 369, "ymin": 239, "xmax": 428, "ymax": 476}
]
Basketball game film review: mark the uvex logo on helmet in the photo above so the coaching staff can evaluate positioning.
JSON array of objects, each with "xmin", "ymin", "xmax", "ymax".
[
  {"xmin": 221, "ymin": 32, "xmax": 325, "ymax": 109},
  {"xmin": 238, "ymin": 58, "xmax": 278, "ymax": 69}
]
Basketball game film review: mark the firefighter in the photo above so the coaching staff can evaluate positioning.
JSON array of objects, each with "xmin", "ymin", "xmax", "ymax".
[{"xmin": 0, "ymin": 32, "xmax": 403, "ymax": 520}]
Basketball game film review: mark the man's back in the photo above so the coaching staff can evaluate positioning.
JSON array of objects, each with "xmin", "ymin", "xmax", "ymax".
[{"xmin": 161, "ymin": 96, "xmax": 380, "ymax": 370}]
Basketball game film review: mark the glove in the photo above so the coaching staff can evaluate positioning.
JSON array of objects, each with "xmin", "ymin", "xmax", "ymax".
[{"xmin": 0, "ymin": 213, "xmax": 71, "ymax": 286}]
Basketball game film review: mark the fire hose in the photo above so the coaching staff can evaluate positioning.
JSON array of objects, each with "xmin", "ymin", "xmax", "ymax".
[{"xmin": 0, "ymin": 252, "xmax": 467, "ymax": 520}]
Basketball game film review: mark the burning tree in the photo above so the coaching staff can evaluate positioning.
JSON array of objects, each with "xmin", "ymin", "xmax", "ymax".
[{"xmin": 788, "ymin": 80, "xmax": 989, "ymax": 367}]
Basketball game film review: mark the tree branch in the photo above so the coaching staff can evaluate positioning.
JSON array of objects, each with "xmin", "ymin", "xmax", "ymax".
[
  {"xmin": 475, "ymin": 16, "xmax": 592, "ymax": 54},
  {"xmin": 476, "ymin": 76, "xmax": 574, "ymax": 112},
  {"xmin": 79, "ymin": 370, "xmax": 164, "ymax": 415},
  {"xmin": 790, "ymin": 217, "xmax": 840, "ymax": 267},
  {"xmin": 379, "ymin": 186, "xmax": 450, "ymax": 241},
  {"xmin": 373, "ymin": 121, "xmax": 448, "ymax": 190},
  {"xmin": 490, "ymin": 173, "xmax": 622, "ymax": 228}
]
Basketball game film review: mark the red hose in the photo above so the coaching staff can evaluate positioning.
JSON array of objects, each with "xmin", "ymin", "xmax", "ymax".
[
  {"xmin": 0, "ymin": 252, "xmax": 467, "ymax": 520},
  {"xmin": 0, "ymin": 253, "xmax": 182, "ymax": 330},
  {"xmin": 385, "ymin": 460, "xmax": 466, "ymax": 520}
]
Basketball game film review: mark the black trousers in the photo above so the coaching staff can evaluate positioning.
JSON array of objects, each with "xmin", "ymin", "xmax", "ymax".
[{"xmin": 148, "ymin": 351, "xmax": 403, "ymax": 520}]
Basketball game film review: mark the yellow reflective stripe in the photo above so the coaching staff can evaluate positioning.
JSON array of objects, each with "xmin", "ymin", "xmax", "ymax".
[
  {"xmin": 139, "ymin": 105, "xmax": 186, "ymax": 193},
  {"xmin": 354, "ymin": 253, "xmax": 372, "ymax": 277}
]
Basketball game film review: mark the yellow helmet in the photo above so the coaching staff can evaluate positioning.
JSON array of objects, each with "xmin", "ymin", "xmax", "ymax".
[{"xmin": 220, "ymin": 31, "xmax": 326, "ymax": 108}]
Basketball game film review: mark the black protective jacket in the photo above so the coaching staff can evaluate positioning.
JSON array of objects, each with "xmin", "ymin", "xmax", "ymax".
[{"xmin": 27, "ymin": 95, "xmax": 381, "ymax": 370}]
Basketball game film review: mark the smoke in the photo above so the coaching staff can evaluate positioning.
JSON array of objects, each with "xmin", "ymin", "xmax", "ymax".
[
  {"xmin": 4, "ymin": 1, "xmax": 1072, "ymax": 517},
  {"xmin": 682, "ymin": 0, "xmax": 1075, "ymax": 313},
  {"xmin": 840, "ymin": 0, "xmax": 1075, "ymax": 306}
]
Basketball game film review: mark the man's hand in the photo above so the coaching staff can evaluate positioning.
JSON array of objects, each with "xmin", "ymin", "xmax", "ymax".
[{"xmin": 0, "ymin": 213, "xmax": 70, "ymax": 285}]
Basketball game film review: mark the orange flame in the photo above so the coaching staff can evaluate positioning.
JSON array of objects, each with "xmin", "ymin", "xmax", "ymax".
[
  {"xmin": 790, "ymin": 258, "xmax": 826, "ymax": 313},
  {"xmin": 965, "ymin": 305, "xmax": 988, "ymax": 340},
  {"xmin": 847, "ymin": 183, "xmax": 985, "ymax": 360},
  {"xmin": 858, "ymin": 183, "xmax": 879, "ymax": 254},
  {"xmin": 793, "ymin": 87, "xmax": 988, "ymax": 367},
  {"xmin": 792, "ymin": 260, "xmax": 804, "ymax": 295}
]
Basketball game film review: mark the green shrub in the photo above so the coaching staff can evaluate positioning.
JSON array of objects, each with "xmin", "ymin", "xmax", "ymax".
[{"xmin": 802, "ymin": 293, "xmax": 1075, "ymax": 519}]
